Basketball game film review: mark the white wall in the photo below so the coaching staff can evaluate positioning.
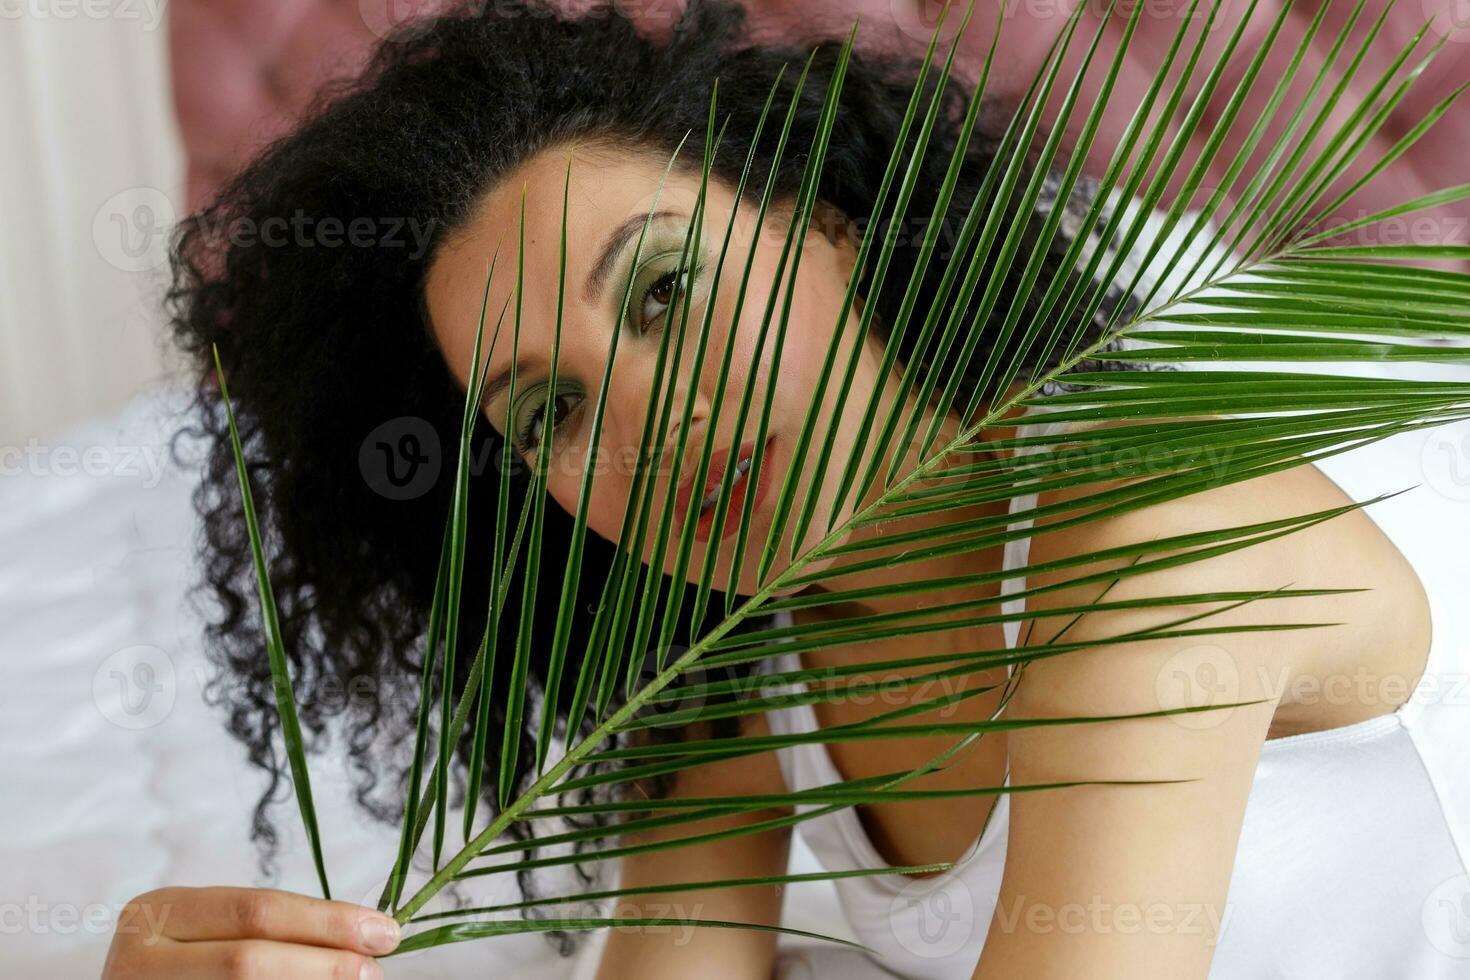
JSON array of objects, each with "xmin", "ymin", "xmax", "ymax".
[{"xmin": 0, "ymin": 1, "xmax": 185, "ymax": 450}]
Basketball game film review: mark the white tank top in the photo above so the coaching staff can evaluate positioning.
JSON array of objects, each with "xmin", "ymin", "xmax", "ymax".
[{"xmin": 755, "ymin": 411, "xmax": 1470, "ymax": 978}]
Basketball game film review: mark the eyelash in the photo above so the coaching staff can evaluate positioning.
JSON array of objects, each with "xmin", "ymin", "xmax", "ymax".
[
  {"xmin": 637, "ymin": 260, "xmax": 704, "ymax": 336},
  {"xmin": 515, "ymin": 389, "xmax": 578, "ymax": 455},
  {"xmin": 514, "ymin": 259, "xmax": 705, "ymax": 454}
]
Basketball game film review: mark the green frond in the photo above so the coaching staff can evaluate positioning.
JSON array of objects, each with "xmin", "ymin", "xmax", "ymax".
[{"xmin": 214, "ymin": 0, "xmax": 1470, "ymax": 955}]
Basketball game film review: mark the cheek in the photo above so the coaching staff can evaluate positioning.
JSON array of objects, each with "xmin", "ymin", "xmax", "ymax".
[
  {"xmin": 719, "ymin": 268, "xmax": 841, "ymax": 414},
  {"xmin": 584, "ymin": 465, "xmax": 622, "ymax": 533},
  {"xmin": 774, "ymin": 276, "xmax": 854, "ymax": 412},
  {"xmin": 547, "ymin": 442, "xmax": 636, "ymax": 543}
]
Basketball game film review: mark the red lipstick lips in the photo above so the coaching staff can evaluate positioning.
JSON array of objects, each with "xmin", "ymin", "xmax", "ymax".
[{"xmin": 672, "ymin": 436, "xmax": 776, "ymax": 543}]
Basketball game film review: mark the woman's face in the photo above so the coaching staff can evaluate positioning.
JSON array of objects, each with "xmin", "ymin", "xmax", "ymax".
[{"xmin": 424, "ymin": 140, "xmax": 934, "ymax": 598}]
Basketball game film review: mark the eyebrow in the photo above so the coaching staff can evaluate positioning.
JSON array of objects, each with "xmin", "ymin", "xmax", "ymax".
[
  {"xmin": 586, "ymin": 209, "xmax": 682, "ymax": 305},
  {"xmin": 478, "ymin": 208, "xmax": 684, "ymax": 409}
]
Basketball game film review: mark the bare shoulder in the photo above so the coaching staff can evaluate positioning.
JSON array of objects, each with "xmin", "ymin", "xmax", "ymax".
[
  {"xmin": 970, "ymin": 417, "xmax": 1408, "ymax": 976},
  {"xmin": 1011, "ymin": 415, "xmax": 1418, "ymax": 719}
]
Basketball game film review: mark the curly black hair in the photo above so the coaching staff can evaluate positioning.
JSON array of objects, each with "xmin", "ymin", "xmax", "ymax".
[{"xmin": 164, "ymin": 0, "xmax": 1146, "ymax": 954}]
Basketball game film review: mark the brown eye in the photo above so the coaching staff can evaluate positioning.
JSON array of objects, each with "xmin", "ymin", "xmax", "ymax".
[
  {"xmin": 513, "ymin": 386, "xmax": 581, "ymax": 453},
  {"xmin": 639, "ymin": 268, "xmax": 685, "ymax": 334},
  {"xmin": 636, "ymin": 260, "xmax": 704, "ymax": 335},
  {"xmin": 649, "ymin": 271, "xmax": 677, "ymax": 306}
]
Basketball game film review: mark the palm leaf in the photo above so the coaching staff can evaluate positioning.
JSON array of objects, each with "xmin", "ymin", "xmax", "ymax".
[
  {"xmin": 213, "ymin": 0, "xmax": 1470, "ymax": 958},
  {"xmin": 211, "ymin": 343, "xmax": 332, "ymax": 900}
]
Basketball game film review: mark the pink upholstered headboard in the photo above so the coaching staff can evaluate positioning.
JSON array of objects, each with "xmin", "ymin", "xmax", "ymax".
[{"xmin": 168, "ymin": 0, "xmax": 1469, "ymax": 258}]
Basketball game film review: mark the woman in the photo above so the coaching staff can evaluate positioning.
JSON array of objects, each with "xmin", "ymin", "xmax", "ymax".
[{"xmin": 104, "ymin": 1, "xmax": 1462, "ymax": 978}]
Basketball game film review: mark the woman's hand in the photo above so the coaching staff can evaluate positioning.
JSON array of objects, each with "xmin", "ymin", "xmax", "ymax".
[{"xmin": 101, "ymin": 885, "xmax": 400, "ymax": 979}]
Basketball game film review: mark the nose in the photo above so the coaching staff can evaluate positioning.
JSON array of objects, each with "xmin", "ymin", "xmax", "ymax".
[{"xmin": 607, "ymin": 349, "xmax": 711, "ymax": 465}]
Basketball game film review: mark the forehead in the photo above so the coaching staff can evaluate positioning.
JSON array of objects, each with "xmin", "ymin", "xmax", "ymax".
[{"xmin": 423, "ymin": 143, "xmax": 728, "ymax": 363}]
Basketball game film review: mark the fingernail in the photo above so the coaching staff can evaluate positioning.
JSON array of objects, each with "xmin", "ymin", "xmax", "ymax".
[
  {"xmin": 360, "ymin": 960, "xmax": 385, "ymax": 980},
  {"xmin": 360, "ymin": 914, "xmax": 400, "ymax": 954}
]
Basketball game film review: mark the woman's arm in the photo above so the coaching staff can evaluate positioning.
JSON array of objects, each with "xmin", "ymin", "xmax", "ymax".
[
  {"xmin": 595, "ymin": 710, "xmax": 794, "ymax": 980},
  {"xmin": 971, "ymin": 456, "xmax": 1378, "ymax": 979}
]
